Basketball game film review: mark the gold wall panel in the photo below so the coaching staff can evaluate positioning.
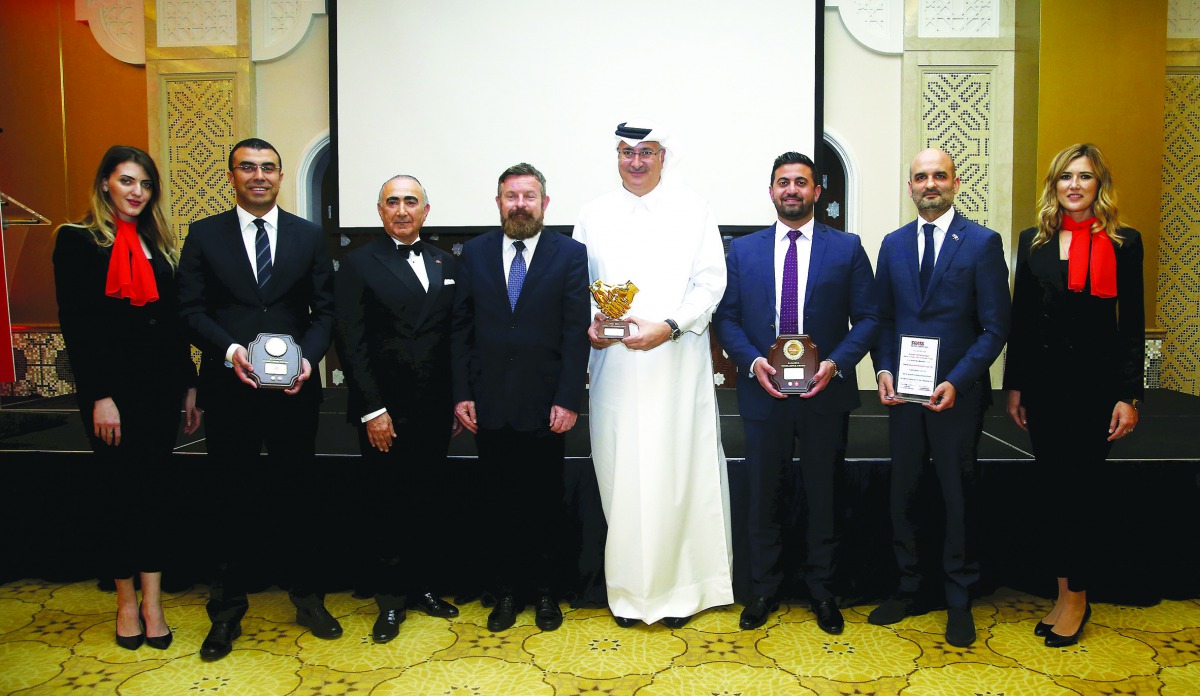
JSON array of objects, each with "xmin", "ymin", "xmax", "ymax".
[
  {"xmin": 162, "ymin": 74, "xmax": 238, "ymax": 240},
  {"xmin": 1158, "ymin": 72, "xmax": 1200, "ymax": 396}
]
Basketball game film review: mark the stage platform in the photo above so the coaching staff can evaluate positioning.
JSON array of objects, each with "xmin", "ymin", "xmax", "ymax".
[
  {"xmin": 3, "ymin": 389, "xmax": 1198, "ymax": 603},
  {"xmin": 3, "ymin": 388, "xmax": 1198, "ymax": 463}
]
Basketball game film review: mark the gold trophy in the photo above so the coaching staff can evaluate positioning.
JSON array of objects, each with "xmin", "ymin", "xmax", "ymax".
[{"xmin": 589, "ymin": 279, "xmax": 639, "ymax": 339}]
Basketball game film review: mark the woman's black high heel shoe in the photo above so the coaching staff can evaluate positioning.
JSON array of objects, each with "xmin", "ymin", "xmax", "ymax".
[
  {"xmin": 1044, "ymin": 604, "xmax": 1090, "ymax": 648},
  {"xmin": 141, "ymin": 603, "xmax": 173, "ymax": 650},
  {"xmin": 116, "ymin": 614, "xmax": 145, "ymax": 650},
  {"xmin": 1033, "ymin": 619, "xmax": 1054, "ymax": 637}
]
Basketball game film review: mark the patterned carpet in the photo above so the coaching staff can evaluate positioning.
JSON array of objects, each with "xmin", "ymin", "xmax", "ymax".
[{"xmin": 1, "ymin": 580, "xmax": 1198, "ymax": 695}]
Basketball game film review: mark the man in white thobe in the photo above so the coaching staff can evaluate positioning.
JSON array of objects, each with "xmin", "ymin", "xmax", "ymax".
[{"xmin": 573, "ymin": 120, "xmax": 733, "ymax": 628}]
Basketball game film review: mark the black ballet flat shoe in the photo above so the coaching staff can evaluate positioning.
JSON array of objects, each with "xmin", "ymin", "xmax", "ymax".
[
  {"xmin": 613, "ymin": 615, "xmax": 638, "ymax": 628},
  {"xmin": 1033, "ymin": 619, "xmax": 1054, "ymax": 637},
  {"xmin": 1044, "ymin": 604, "xmax": 1091, "ymax": 648},
  {"xmin": 662, "ymin": 615, "xmax": 691, "ymax": 629}
]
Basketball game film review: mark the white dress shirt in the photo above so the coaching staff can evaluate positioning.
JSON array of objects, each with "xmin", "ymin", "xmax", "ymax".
[{"xmin": 502, "ymin": 230, "xmax": 541, "ymax": 292}]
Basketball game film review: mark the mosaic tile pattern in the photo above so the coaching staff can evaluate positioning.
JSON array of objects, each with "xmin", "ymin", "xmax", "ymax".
[
  {"xmin": 1, "ymin": 582, "xmax": 1197, "ymax": 695},
  {"xmin": 1159, "ymin": 72, "xmax": 1200, "ymax": 396},
  {"xmin": 922, "ymin": 71, "xmax": 992, "ymax": 229}
]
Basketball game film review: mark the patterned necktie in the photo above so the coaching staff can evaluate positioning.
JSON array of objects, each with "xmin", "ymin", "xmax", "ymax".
[
  {"xmin": 253, "ymin": 218, "xmax": 272, "ymax": 292},
  {"xmin": 779, "ymin": 229, "xmax": 801, "ymax": 335},
  {"xmin": 919, "ymin": 223, "xmax": 936, "ymax": 296},
  {"xmin": 508, "ymin": 240, "xmax": 526, "ymax": 310}
]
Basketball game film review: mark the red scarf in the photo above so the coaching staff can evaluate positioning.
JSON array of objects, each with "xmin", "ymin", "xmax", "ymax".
[
  {"xmin": 105, "ymin": 217, "xmax": 159, "ymax": 306},
  {"xmin": 1064, "ymin": 216, "xmax": 1116, "ymax": 298}
]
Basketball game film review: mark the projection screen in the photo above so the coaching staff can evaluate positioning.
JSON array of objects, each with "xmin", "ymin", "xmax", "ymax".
[{"xmin": 331, "ymin": 0, "xmax": 822, "ymax": 231}]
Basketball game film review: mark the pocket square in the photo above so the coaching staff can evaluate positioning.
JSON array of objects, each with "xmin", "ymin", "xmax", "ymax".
[{"xmin": 444, "ymin": 278, "xmax": 455, "ymax": 285}]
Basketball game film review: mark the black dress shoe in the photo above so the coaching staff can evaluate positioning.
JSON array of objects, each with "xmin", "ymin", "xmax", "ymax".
[
  {"xmin": 613, "ymin": 615, "xmax": 637, "ymax": 628},
  {"xmin": 200, "ymin": 622, "xmax": 241, "ymax": 661},
  {"xmin": 868, "ymin": 596, "xmax": 929, "ymax": 625},
  {"xmin": 739, "ymin": 596, "xmax": 780, "ymax": 630},
  {"xmin": 662, "ymin": 615, "xmax": 691, "ymax": 629},
  {"xmin": 488, "ymin": 594, "xmax": 518, "ymax": 632},
  {"xmin": 810, "ymin": 599, "xmax": 844, "ymax": 634},
  {"xmin": 414, "ymin": 592, "xmax": 459, "ymax": 618},
  {"xmin": 1033, "ymin": 619, "xmax": 1054, "ymax": 637},
  {"xmin": 534, "ymin": 596, "xmax": 563, "ymax": 631},
  {"xmin": 1045, "ymin": 604, "xmax": 1091, "ymax": 648},
  {"xmin": 296, "ymin": 603, "xmax": 343, "ymax": 639},
  {"xmin": 945, "ymin": 607, "xmax": 976, "ymax": 647},
  {"xmin": 373, "ymin": 608, "xmax": 405, "ymax": 643}
]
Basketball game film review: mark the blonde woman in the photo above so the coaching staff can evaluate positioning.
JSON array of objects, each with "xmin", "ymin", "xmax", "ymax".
[
  {"xmin": 53, "ymin": 145, "xmax": 200, "ymax": 650},
  {"xmin": 1004, "ymin": 143, "xmax": 1144, "ymax": 648}
]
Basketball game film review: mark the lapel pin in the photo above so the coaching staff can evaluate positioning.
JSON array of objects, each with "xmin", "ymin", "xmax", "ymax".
[
  {"xmin": 435, "ymin": 259, "xmax": 442, "ymax": 264},
  {"xmin": 951, "ymin": 233, "xmax": 960, "ymax": 241}
]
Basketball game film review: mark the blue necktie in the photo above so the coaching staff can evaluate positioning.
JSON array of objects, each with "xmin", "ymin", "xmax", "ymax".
[
  {"xmin": 780, "ymin": 229, "xmax": 801, "ymax": 335},
  {"xmin": 253, "ymin": 218, "xmax": 272, "ymax": 292},
  {"xmin": 919, "ymin": 223, "xmax": 936, "ymax": 296},
  {"xmin": 508, "ymin": 240, "xmax": 526, "ymax": 310}
]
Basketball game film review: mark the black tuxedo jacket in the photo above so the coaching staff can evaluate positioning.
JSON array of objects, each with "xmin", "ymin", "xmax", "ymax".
[
  {"xmin": 451, "ymin": 229, "xmax": 590, "ymax": 432},
  {"xmin": 177, "ymin": 207, "xmax": 335, "ymax": 409},
  {"xmin": 334, "ymin": 235, "xmax": 459, "ymax": 424}
]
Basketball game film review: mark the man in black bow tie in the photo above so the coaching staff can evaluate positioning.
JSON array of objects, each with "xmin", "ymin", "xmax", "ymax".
[{"xmin": 334, "ymin": 175, "xmax": 462, "ymax": 642}]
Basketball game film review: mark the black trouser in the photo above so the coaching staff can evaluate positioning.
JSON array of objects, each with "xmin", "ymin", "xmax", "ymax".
[
  {"xmin": 475, "ymin": 424, "xmax": 573, "ymax": 605},
  {"xmin": 203, "ymin": 389, "xmax": 322, "ymax": 625}
]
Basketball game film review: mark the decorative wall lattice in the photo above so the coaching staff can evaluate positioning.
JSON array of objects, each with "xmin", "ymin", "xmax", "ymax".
[
  {"xmin": 157, "ymin": 0, "xmax": 237, "ymax": 47},
  {"xmin": 921, "ymin": 72, "xmax": 992, "ymax": 228},
  {"xmin": 164, "ymin": 77, "xmax": 237, "ymax": 240},
  {"xmin": 1158, "ymin": 73, "xmax": 1200, "ymax": 396},
  {"xmin": 1169, "ymin": 0, "xmax": 1200, "ymax": 39},
  {"xmin": 918, "ymin": 0, "xmax": 999, "ymax": 38},
  {"xmin": 0, "ymin": 331, "xmax": 72, "ymax": 398}
]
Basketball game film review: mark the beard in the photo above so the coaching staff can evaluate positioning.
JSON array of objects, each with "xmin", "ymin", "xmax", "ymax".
[
  {"xmin": 502, "ymin": 209, "xmax": 544, "ymax": 240},
  {"xmin": 914, "ymin": 189, "xmax": 952, "ymax": 213},
  {"xmin": 774, "ymin": 198, "xmax": 814, "ymax": 222}
]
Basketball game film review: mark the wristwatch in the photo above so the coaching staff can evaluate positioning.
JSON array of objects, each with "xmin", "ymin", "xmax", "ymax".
[
  {"xmin": 664, "ymin": 319, "xmax": 682, "ymax": 342},
  {"xmin": 1121, "ymin": 398, "xmax": 1141, "ymax": 411}
]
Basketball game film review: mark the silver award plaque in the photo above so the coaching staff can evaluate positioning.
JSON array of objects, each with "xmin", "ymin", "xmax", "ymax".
[{"xmin": 246, "ymin": 333, "xmax": 303, "ymax": 389}]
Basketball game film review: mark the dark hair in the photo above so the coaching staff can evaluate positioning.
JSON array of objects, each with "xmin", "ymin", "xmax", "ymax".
[
  {"xmin": 497, "ymin": 162, "xmax": 547, "ymax": 197},
  {"xmin": 770, "ymin": 152, "xmax": 819, "ymax": 184},
  {"xmin": 228, "ymin": 137, "xmax": 282, "ymax": 171}
]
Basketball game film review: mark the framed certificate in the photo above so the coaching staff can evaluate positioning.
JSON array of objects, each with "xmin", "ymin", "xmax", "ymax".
[{"xmin": 895, "ymin": 335, "xmax": 939, "ymax": 403}]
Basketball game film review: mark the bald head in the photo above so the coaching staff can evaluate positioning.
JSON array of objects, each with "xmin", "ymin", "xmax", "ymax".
[{"xmin": 907, "ymin": 148, "xmax": 960, "ymax": 221}]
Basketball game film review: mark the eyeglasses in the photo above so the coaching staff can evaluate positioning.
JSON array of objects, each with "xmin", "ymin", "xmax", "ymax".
[
  {"xmin": 617, "ymin": 148, "xmax": 663, "ymax": 161},
  {"xmin": 233, "ymin": 163, "xmax": 279, "ymax": 174}
]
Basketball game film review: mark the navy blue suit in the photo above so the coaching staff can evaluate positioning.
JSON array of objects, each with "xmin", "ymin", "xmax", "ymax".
[
  {"xmin": 714, "ymin": 222, "xmax": 878, "ymax": 601},
  {"xmin": 873, "ymin": 211, "xmax": 1010, "ymax": 608},
  {"xmin": 451, "ymin": 229, "xmax": 590, "ymax": 600}
]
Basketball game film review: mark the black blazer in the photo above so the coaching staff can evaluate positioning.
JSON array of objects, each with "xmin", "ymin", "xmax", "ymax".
[
  {"xmin": 53, "ymin": 225, "xmax": 195, "ymax": 407},
  {"xmin": 1003, "ymin": 226, "xmax": 1144, "ymax": 403},
  {"xmin": 334, "ymin": 235, "xmax": 459, "ymax": 424},
  {"xmin": 450, "ymin": 229, "xmax": 590, "ymax": 432},
  {"xmin": 177, "ymin": 208, "xmax": 335, "ymax": 409}
]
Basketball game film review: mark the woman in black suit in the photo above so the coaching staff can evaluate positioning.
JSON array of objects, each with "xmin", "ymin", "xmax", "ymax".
[
  {"xmin": 53, "ymin": 145, "xmax": 201, "ymax": 650},
  {"xmin": 1004, "ymin": 143, "xmax": 1144, "ymax": 648}
]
